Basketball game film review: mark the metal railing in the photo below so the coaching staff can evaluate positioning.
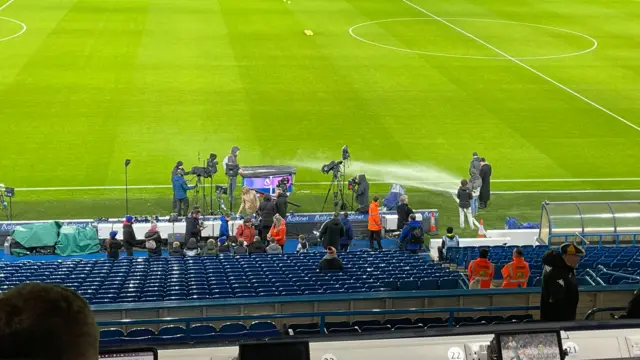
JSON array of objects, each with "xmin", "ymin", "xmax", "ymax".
[
  {"xmin": 584, "ymin": 307, "xmax": 627, "ymax": 320},
  {"xmin": 97, "ymin": 305, "xmax": 539, "ymax": 334},
  {"xmin": 549, "ymin": 233, "xmax": 640, "ymax": 246}
]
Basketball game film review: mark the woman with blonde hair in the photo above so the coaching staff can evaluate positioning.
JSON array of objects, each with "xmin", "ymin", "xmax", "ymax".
[
  {"xmin": 237, "ymin": 186, "xmax": 260, "ymax": 216},
  {"xmin": 268, "ymin": 213, "xmax": 287, "ymax": 247}
]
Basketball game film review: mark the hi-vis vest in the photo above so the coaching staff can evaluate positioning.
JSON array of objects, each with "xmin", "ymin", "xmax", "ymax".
[
  {"xmin": 442, "ymin": 235, "xmax": 459, "ymax": 254},
  {"xmin": 470, "ymin": 260, "xmax": 494, "ymax": 281},
  {"xmin": 501, "ymin": 260, "xmax": 530, "ymax": 288}
]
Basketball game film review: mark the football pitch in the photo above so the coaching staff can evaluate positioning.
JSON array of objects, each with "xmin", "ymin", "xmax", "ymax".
[{"xmin": 1, "ymin": 0, "xmax": 639, "ymax": 231}]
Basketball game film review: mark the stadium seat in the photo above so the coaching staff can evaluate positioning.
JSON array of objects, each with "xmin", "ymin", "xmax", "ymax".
[
  {"xmin": 383, "ymin": 317, "xmax": 413, "ymax": 328},
  {"xmin": 100, "ymin": 328, "xmax": 125, "ymax": 345},
  {"xmin": 189, "ymin": 324, "xmax": 217, "ymax": 341},
  {"xmin": 218, "ymin": 323, "xmax": 248, "ymax": 338},
  {"xmin": 248, "ymin": 321, "xmax": 280, "ymax": 337},
  {"xmin": 327, "ymin": 327, "xmax": 360, "ymax": 334}
]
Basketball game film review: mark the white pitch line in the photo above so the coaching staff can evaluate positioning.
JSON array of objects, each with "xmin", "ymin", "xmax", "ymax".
[
  {"xmin": 493, "ymin": 189, "xmax": 640, "ymax": 194},
  {"xmin": 402, "ymin": 0, "xmax": 640, "ymax": 133},
  {"xmin": 0, "ymin": 0, "xmax": 15, "ymax": 11}
]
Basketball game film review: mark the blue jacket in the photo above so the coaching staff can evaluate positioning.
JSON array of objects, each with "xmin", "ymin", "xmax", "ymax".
[
  {"xmin": 219, "ymin": 217, "xmax": 230, "ymax": 238},
  {"xmin": 340, "ymin": 218, "xmax": 354, "ymax": 245},
  {"xmin": 399, "ymin": 220, "xmax": 424, "ymax": 250},
  {"xmin": 172, "ymin": 175, "xmax": 195, "ymax": 200}
]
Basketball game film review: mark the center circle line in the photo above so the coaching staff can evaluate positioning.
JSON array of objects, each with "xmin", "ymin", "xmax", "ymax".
[
  {"xmin": 348, "ymin": 17, "xmax": 598, "ymax": 60},
  {"xmin": 0, "ymin": 16, "xmax": 27, "ymax": 42}
]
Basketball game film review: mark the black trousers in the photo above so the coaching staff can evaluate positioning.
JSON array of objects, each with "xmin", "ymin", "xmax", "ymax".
[
  {"xmin": 174, "ymin": 197, "xmax": 190, "ymax": 217},
  {"xmin": 369, "ymin": 230, "xmax": 382, "ymax": 250},
  {"xmin": 437, "ymin": 246, "xmax": 445, "ymax": 261},
  {"xmin": 259, "ymin": 224, "xmax": 271, "ymax": 239},
  {"xmin": 228, "ymin": 176, "xmax": 237, "ymax": 209}
]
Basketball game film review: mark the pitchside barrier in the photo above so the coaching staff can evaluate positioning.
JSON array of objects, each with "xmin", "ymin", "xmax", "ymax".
[{"xmin": 0, "ymin": 209, "xmax": 439, "ymax": 241}]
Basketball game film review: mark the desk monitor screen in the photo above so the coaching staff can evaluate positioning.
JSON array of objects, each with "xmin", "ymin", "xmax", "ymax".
[
  {"xmin": 239, "ymin": 340, "xmax": 310, "ymax": 360},
  {"xmin": 100, "ymin": 348, "xmax": 158, "ymax": 360},
  {"xmin": 498, "ymin": 331, "xmax": 563, "ymax": 360}
]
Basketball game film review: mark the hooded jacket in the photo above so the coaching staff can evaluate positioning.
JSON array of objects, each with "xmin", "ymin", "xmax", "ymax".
[
  {"xmin": 203, "ymin": 241, "xmax": 218, "ymax": 256},
  {"xmin": 122, "ymin": 222, "xmax": 137, "ymax": 248},
  {"xmin": 248, "ymin": 240, "xmax": 266, "ymax": 254},
  {"xmin": 275, "ymin": 192, "xmax": 289, "ymax": 218},
  {"xmin": 541, "ymin": 250, "xmax": 580, "ymax": 322},
  {"xmin": 266, "ymin": 243, "xmax": 283, "ymax": 254},
  {"xmin": 169, "ymin": 246, "xmax": 184, "ymax": 257},
  {"xmin": 219, "ymin": 217, "xmax": 230, "ymax": 238},
  {"xmin": 258, "ymin": 195, "xmax": 277, "ymax": 227},
  {"xmin": 355, "ymin": 174, "xmax": 370, "ymax": 210},
  {"xmin": 184, "ymin": 239, "xmax": 200, "ymax": 257},
  {"xmin": 235, "ymin": 245, "xmax": 248, "ymax": 255},
  {"xmin": 172, "ymin": 175, "xmax": 195, "ymax": 200},
  {"xmin": 368, "ymin": 201, "xmax": 381, "ymax": 231},
  {"xmin": 318, "ymin": 254, "xmax": 344, "ymax": 272},
  {"xmin": 457, "ymin": 186, "xmax": 473, "ymax": 209},
  {"xmin": 340, "ymin": 218, "xmax": 354, "ymax": 245},
  {"xmin": 106, "ymin": 237, "xmax": 123, "ymax": 260},
  {"xmin": 469, "ymin": 156, "xmax": 481, "ymax": 176},
  {"xmin": 144, "ymin": 229, "xmax": 163, "ymax": 257},
  {"xmin": 185, "ymin": 214, "xmax": 202, "ymax": 240},
  {"xmin": 398, "ymin": 220, "xmax": 424, "ymax": 250},
  {"xmin": 320, "ymin": 217, "xmax": 345, "ymax": 250},
  {"xmin": 396, "ymin": 203, "xmax": 414, "ymax": 231},
  {"xmin": 469, "ymin": 168, "xmax": 483, "ymax": 197}
]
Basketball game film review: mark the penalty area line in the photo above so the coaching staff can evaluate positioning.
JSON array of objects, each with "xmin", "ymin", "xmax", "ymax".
[{"xmin": 401, "ymin": 0, "xmax": 640, "ymax": 133}]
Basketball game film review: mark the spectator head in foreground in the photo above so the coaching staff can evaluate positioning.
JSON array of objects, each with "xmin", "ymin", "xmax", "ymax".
[
  {"xmin": 409, "ymin": 213, "xmax": 417, "ymax": 221},
  {"xmin": 109, "ymin": 230, "xmax": 118, "ymax": 239},
  {"xmin": 513, "ymin": 247, "xmax": 524, "ymax": 259},
  {"xmin": 0, "ymin": 283, "xmax": 98, "ymax": 360},
  {"xmin": 400, "ymin": 195, "xmax": 408, "ymax": 204},
  {"xmin": 560, "ymin": 242, "xmax": 585, "ymax": 268},
  {"xmin": 479, "ymin": 248, "xmax": 489, "ymax": 259},
  {"xmin": 447, "ymin": 226, "xmax": 454, "ymax": 235},
  {"xmin": 173, "ymin": 241, "xmax": 180, "ymax": 249},
  {"xmin": 254, "ymin": 236, "xmax": 261, "ymax": 243}
]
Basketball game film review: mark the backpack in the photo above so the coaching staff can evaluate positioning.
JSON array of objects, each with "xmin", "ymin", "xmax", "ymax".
[
  {"xmin": 410, "ymin": 225, "xmax": 424, "ymax": 244},
  {"xmin": 146, "ymin": 239, "xmax": 156, "ymax": 250}
]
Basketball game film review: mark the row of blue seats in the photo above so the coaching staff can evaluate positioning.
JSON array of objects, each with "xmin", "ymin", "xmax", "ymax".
[{"xmin": 100, "ymin": 322, "xmax": 279, "ymax": 344}]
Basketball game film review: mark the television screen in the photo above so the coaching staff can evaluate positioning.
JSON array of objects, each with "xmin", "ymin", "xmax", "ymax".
[
  {"xmin": 239, "ymin": 341, "xmax": 310, "ymax": 360},
  {"xmin": 499, "ymin": 331, "xmax": 563, "ymax": 360}
]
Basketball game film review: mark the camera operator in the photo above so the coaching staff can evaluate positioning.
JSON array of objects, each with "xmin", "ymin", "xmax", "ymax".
[
  {"xmin": 275, "ymin": 187, "xmax": 289, "ymax": 219},
  {"xmin": 353, "ymin": 174, "xmax": 370, "ymax": 213},
  {"xmin": 172, "ymin": 169, "xmax": 197, "ymax": 216},
  {"xmin": 223, "ymin": 146, "xmax": 241, "ymax": 207}
]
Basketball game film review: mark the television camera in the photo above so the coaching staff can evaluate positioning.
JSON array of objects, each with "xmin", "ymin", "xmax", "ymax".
[
  {"xmin": 190, "ymin": 153, "xmax": 218, "ymax": 180},
  {"xmin": 277, "ymin": 177, "xmax": 290, "ymax": 193}
]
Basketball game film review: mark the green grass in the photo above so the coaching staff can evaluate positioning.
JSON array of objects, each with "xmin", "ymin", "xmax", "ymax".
[{"xmin": 1, "ymin": 0, "xmax": 639, "ymax": 233}]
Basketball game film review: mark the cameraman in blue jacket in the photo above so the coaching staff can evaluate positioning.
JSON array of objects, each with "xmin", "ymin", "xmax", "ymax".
[{"xmin": 172, "ymin": 169, "xmax": 196, "ymax": 216}]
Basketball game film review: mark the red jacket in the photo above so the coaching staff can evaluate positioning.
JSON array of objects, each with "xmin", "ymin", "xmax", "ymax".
[
  {"xmin": 269, "ymin": 221, "xmax": 287, "ymax": 246},
  {"xmin": 235, "ymin": 224, "xmax": 256, "ymax": 245},
  {"xmin": 368, "ymin": 201, "xmax": 382, "ymax": 231}
]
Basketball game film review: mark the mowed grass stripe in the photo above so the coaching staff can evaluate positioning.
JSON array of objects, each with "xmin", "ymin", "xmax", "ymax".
[
  {"xmin": 0, "ymin": 0, "xmax": 149, "ymax": 187},
  {"xmin": 102, "ymin": 0, "xmax": 255, "ymax": 186}
]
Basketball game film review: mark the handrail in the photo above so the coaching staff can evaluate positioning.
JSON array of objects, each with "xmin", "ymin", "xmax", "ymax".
[
  {"xmin": 575, "ymin": 232, "xmax": 590, "ymax": 246},
  {"xmin": 597, "ymin": 265, "xmax": 640, "ymax": 281},
  {"xmin": 585, "ymin": 269, "xmax": 605, "ymax": 286},
  {"xmin": 89, "ymin": 284, "xmax": 640, "ymax": 312},
  {"xmin": 96, "ymin": 305, "xmax": 539, "ymax": 333},
  {"xmin": 584, "ymin": 307, "xmax": 627, "ymax": 320}
]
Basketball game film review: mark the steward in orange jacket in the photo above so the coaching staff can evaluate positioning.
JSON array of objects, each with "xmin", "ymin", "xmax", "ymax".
[
  {"xmin": 467, "ymin": 248, "xmax": 494, "ymax": 289},
  {"xmin": 268, "ymin": 214, "xmax": 287, "ymax": 246},
  {"xmin": 368, "ymin": 197, "xmax": 383, "ymax": 250},
  {"xmin": 501, "ymin": 247, "xmax": 530, "ymax": 288}
]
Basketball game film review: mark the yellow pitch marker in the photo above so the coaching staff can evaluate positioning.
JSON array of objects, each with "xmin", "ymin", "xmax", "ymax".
[{"xmin": 304, "ymin": 29, "xmax": 314, "ymax": 36}]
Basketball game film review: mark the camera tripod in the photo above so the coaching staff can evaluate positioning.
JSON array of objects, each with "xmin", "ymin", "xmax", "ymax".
[{"xmin": 321, "ymin": 166, "xmax": 350, "ymax": 212}]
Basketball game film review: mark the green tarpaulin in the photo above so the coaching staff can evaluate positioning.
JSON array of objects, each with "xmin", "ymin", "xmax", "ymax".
[
  {"xmin": 10, "ymin": 221, "xmax": 61, "ymax": 255},
  {"xmin": 55, "ymin": 226, "xmax": 100, "ymax": 256}
]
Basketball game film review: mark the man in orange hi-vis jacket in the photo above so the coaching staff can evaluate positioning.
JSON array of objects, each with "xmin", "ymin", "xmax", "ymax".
[
  {"xmin": 501, "ymin": 247, "xmax": 530, "ymax": 288},
  {"xmin": 368, "ymin": 196, "xmax": 382, "ymax": 250},
  {"xmin": 468, "ymin": 248, "xmax": 494, "ymax": 289}
]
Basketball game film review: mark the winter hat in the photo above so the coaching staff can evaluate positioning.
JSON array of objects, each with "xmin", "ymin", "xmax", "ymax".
[
  {"xmin": 176, "ymin": 161, "xmax": 184, "ymax": 167},
  {"xmin": 472, "ymin": 152, "xmax": 479, "ymax": 157},
  {"xmin": 231, "ymin": 146, "xmax": 240, "ymax": 156},
  {"xmin": 446, "ymin": 227, "xmax": 454, "ymax": 235},
  {"xmin": 125, "ymin": 215, "xmax": 134, "ymax": 223},
  {"xmin": 109, "ymin": 231, "xmax": 118, "ymax": 239},
  {"xmin": 219, "ymin": 237, "xmax": 227, "ymax": 245},
  {"xmin": 479, "ymin": 157, "xmax": 486, "ymax": 162},
  {"xmin": 561, "ymin": 242, "xmax": 585, "ymax": 257}
]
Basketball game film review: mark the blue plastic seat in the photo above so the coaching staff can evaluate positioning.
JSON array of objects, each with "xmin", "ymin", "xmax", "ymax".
[
  {"xmin": 218, "ymin": 323, "xmax": 248, "ymax": 338},
  {"xmin": 157, "ymin": 325, "xmax": 187, "ymax": 341},
  {"xmin": 189, "ymin": 324, "xmax": 217, "ymax": 340},
  {"xmin": 248, "ymin": 321, "xmax": 280, "ymax": 337},
  {"xmin": 439, "ymin": 278, "xmax": 458, "ymax": 290},
  {"xmin": 125, "ymin": 328, "xmax": 156, "ymax": 341},
  {"xmin": 398, "ymin": 280, "xmax": 419, "ymax": 291}
]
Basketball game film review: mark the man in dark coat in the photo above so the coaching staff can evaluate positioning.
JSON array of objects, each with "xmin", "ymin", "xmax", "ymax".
[
  {"xmin": 318, "ymin": 247, "xmax": 344, "ymax": 272},
  {"xmin": 257, "ymin": 194, "xmax": 277, "ymax": 238},
  {"xmin": 319, "ymin": 212, "xmax": 345, "ymax": 250},
  {"xmin": 185, "ymin": 209, "xmax": 203, "ymax": 244},
  {"xmin": 274, "ymin": 188, "xmax": 289, "ymax": 219},
  {"xmin": 478, "ymin": 158, "xmax": 492, "ymax": 209},
  {"xmin": 354, "ymin": 174, "xmax": 370, "ymax": 212},
  {"xmin": 248, "ymin": 236, "xmax": 266, "ymax": 254},
  {"xmin": 396, "ymin": 195, "xmax": 414, "ymax": 231},
  {"xmin": 122, "ymin": 216, "xmax": 137, "ymax": 256},
  {"xmin": 540, "ymin": 243, "xmax": 584, "ymax": 322},
  {"xmin": 339, "ymin": 212, "xmax": 354, "ymax": 252}
]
